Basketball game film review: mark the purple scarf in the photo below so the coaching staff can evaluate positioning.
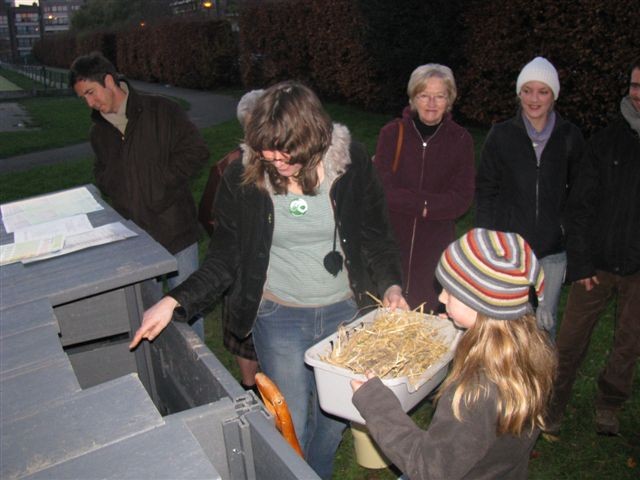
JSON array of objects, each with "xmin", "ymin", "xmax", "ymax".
[{"xmin": 522, "ymin": 110, "xmax": 556, "ymax": 165}]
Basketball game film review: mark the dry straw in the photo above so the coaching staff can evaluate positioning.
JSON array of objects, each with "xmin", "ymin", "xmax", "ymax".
[{"xmin": 322, "ymin": 295, "xmax": 449, "ymax": 385}]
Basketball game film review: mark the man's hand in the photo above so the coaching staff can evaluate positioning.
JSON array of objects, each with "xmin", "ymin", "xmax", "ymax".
[
  {"xmin": 129, "ymin": 296, "xmax": 179, "ymax": 350},
  {"xmin": 577, "ymin": 276, "xmax": 599, "ymax": 292},
  {"xmin": 382, "ymin": 285, "xmax": 409, "ymax": 311}
]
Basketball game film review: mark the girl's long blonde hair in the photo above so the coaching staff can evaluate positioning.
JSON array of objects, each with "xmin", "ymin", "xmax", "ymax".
[{"xmin": 437, "ymin": 313, "xmax": 557, "ymax": 436}]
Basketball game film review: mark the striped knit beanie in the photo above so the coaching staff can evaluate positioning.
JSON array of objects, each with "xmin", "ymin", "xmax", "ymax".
[{"xmin": 435, "ymin": 229, "xmax": 545, "ymax": 320}]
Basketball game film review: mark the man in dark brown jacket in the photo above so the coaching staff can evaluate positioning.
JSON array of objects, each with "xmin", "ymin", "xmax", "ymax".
[{"xmin": 70, "ymin": 51, "xmax": 209, "ymax": 338}]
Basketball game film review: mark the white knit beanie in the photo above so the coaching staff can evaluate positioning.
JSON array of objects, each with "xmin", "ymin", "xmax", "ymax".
[{"xmin": 516, "ymin": 57, "xmax": 560, "ymax": 100}]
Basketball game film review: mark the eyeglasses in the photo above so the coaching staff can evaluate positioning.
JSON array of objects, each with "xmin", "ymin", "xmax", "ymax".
[
  {"xmin": 258, "ymin": 154, "xmax": 293, "ymax": 165},
  {"xmin": 415, "ymin": 93, "xmax": 448, "ymax": 104}
]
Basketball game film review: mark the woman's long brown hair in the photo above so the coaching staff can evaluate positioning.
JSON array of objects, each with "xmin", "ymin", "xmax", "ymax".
[{"xmin": 242, "ymin": 81, "xmax": 333, "ymax": 195}]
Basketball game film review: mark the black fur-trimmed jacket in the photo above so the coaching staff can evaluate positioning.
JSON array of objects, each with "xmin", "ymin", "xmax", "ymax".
[{"xmin": 170, "ymin": 124, "xmax": 402, "ymax": 338}]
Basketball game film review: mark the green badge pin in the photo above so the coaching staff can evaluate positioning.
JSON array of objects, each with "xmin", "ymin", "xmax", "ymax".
[{"xmin": 289, "ymin": 198, "xmax": 308, "ymax": 217}]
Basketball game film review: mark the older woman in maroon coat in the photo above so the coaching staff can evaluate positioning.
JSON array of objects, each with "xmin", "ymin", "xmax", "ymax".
[{"xmin": 374, "ymin": 64, "xmax": 475, "ymax": 311}]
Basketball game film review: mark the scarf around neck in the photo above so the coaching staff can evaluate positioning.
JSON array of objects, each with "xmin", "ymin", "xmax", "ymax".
[
  {"xmin": 522, "ymin": 110, "xmax": 556, "ymax": 164},
  {"xmin": 621, "ymin": 96, "xmax": 640, "ymax": 136}
]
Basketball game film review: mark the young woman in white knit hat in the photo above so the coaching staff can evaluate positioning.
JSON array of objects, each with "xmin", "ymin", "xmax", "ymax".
[
  {"xmin": 351, "ymin": 228, "xmax": 557, "ymax": 479},
  {"xmin": 475, "ymin": 57, "xmax": 586, "ymax": 338}
]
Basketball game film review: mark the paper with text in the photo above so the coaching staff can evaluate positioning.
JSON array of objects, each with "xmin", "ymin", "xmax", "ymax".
[
  {"xmin": 0, "ymin": 235, "xmax": 65, "ymax": 266},
  {"xmin": 1, "ymin": 187, "xmax": 103, "ymax": 233}
]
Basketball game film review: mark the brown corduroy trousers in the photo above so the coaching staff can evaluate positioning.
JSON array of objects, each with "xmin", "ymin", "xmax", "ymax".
[{"xmin": 548, "ymin": 269, "xmax": 640, "ymax": 423}]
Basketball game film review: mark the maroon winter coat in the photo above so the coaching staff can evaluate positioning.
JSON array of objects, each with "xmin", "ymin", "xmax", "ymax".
[{"xmin": 374, "ymin": 107, "xmax": 475, "ymax": 310}]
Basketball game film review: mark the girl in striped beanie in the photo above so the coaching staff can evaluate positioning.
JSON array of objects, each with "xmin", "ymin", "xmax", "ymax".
[{"xmin": 352, "ymin": 228, "xmax": 557, "ymax": 479}]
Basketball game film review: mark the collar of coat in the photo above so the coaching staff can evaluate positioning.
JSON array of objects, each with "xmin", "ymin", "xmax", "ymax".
[
  {"xmin": 513, "ymin": 108, "xmax": 566, "ymax": 133},
  {"xmin": 90, "ymin": 77, "xmax": 143, "ymax": 124},
  {"xmin": 240, "ymin": 123, "xmax": 352, "ymax": 194}
]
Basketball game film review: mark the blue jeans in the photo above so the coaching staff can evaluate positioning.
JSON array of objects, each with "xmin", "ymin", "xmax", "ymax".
[
  {"xmin": 252, "ymin": 298, "xmax": 357, "ymax": 480},
  {"xmin": 539, "ymin": 251, "xmax": 567, "ymax": 339}
]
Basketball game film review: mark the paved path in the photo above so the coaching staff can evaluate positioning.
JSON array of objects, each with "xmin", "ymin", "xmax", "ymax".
[{"xmin": 0, "ymin": 80, "xmax": 239, "ymax": 174}]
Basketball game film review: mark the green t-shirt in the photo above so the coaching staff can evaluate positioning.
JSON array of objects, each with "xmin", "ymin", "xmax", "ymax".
[{"xmin": 265, "ymin": 177, "xmax": 350, "ymax": 306}]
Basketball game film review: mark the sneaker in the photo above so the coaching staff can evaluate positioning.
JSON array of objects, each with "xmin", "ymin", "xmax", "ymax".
[{"xmin": 595, "ymin": 409, "xmax": 619, "ymax": 436}]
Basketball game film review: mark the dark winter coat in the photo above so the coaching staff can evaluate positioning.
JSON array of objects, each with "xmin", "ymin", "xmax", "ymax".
[
  {"xmin": 475, "ymin": 111, "xmax": 584, "ymax": 259},
  {"xmin": 564, "ymin": 114, "xmax": 640, "ymax": 281},
  {"xmin": 170, "ymin": 124, "xmax": 402, "ymax": 338},
  {"xmin": 375, "ymin": 108, "xmax": 475, "ymax": 311},
  {"xmin": 89, "ymin": 80, "xmax": 209, "ymax": 254}
]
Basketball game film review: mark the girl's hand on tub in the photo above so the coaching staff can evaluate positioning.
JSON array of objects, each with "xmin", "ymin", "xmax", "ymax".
[{"xmin": 350, "ymin": 371, "xmax": 377, "ymax": 392}]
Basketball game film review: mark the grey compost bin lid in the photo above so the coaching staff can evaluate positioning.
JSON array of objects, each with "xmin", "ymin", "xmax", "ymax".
[{"xmin": 0, "ymin": 185, "xmax": 319, "ymax": 480}]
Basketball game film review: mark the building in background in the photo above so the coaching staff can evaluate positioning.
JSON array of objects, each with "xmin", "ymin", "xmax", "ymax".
[
  {"xmin": 2, "ymin": 0, "xmax": 238, "ymax": 63},
  {"xmin": 0, "ymin": 3, "xmax": 11, "ymax": 62},
  {"xmin": 169, "ymin": 0, "xmax": 234, "ymax": 18},
  {"xmin": 41, "ymin": 0, "xmax": 83, "ymax": 35},
  {"xmin": 1, "ymin": 0, "xmax": 86, "ymax": 62},
  {"xmin": 4, "ymin": 1, "xmax": 42, "ymax": 62}
]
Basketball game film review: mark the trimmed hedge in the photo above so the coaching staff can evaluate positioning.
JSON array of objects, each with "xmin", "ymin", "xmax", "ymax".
[
  {"xmin": 117, "ymin": 20, "xmax": 238, "ymax": 89},
  {"xmin": 31, "ymin": 0, "xmax": 638, "ymax": 133},
  {"xmin": 238, "ymin": 0, "xmax": 312, "ymax": 89},
  {"xmin": 457, "ymin": 0, "xmax": 639, "ymax": 133},
  {"xmin": 238, "ymin": 0, "xmax": 466, "ymax": 113},
  {"xmin": 31, "ymin": 32, "xmax": 77, "ymax": 70},
  {"xmin": 32, "ymin": 18, "xmax": 238, "ymax": 90},
  {"xmin": 76, "ymin": 31, "xmax": 118, "ymax": 68}
]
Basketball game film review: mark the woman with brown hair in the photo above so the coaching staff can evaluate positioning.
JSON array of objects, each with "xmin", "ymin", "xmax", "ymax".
[{"xmin": 130, "ymin": 81, "xmax": 407, "ymax": 479}]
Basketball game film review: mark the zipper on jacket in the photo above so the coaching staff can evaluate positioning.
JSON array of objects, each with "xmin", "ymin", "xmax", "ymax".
[
  {"xmin": 404, "ymin": 121, "xmax": 443, "ymax": 296},
  {"xmin": 534, "ymin": 144, "xmax": 543, "ymax": 228},
  {"xmin": 535, "ymin": 163, "xmax": 540, "ymax": 226},
  {"xmin": 259, "ymin": 196, "xmax": 275, "ymax": 303},
  {"xmin": 328, "ymin": 169, "xmax": 357, "ymax": 296}
]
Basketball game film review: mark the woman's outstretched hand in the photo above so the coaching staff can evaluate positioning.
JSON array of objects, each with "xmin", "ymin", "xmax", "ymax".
[{"xmin": 129, "ymin": 296, "xmax": 179, "ymax": 349}]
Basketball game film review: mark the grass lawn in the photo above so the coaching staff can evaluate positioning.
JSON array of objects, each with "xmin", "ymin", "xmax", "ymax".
[
  {"xmin": 0, "ymin": 66, "xmax": 91, "ymax": 158},
  {"xmin": 0, "ymin": 104, "xmax": 637, "ymax": 480},
  {"xmin": 0, "ymin": 74, "xmax": 22, "ymax": 91},
  {"xmin": 0, "ymin": 68, "xmax": 190, "ymax": 159},
  {"xmin": 0, "ymin": 96, "xmax": 93, "ymax": 159},
  {"xmin": 0, "ymin": 66, "xmax": 47, "ymax": 91}
]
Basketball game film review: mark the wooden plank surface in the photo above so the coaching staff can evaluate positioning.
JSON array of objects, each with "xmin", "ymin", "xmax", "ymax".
[
  {"xmin": 151, "ymin": 322, "xmax": 245, "ymax": 415},
  {"xmin": 1, "ymin": 374, "xmax": 164, "ymax": 479},
  {"xmin": 0, "ymin": 185, "xmax": 176, "ymax": 310},
  {"xmin": 0, "ymin": 322, "xmax": 65, "ymax": 378},
  {"xmin": 24, "ymin": 421, "xmax": 222, "ymax": 480},
  {"xmin": 0, "ymin": 356, "xmax": 80, "ymax": 423},
  {"xmin": 0, "ymin": 298, "xmax": 57, "ymax": 338},
  {"xmin": 66, "ymin": 338, "xmax": 138, "ymax": 389},
  {"xmin": 55, "ymin": 288, "xmax": 131, "ymax": 346}
]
